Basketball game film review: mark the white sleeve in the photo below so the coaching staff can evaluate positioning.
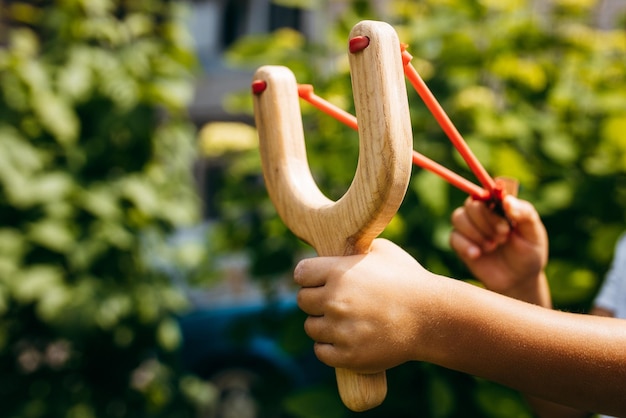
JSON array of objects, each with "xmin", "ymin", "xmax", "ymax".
[{"xmin": 594, "ymin": 233, "xmax": 626, "ymax": 313}]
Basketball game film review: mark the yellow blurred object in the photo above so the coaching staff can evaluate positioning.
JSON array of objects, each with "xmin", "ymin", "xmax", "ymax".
[{"xmin": 198, "ymin": 122, "xmax": 258, "ymax": 157}]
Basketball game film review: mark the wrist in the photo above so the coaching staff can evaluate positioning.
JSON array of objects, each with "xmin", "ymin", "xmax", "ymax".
[
  {"xmin": 410, "ymin": 275, "xmax": 476, "ymax": 364},
  {"xmin": 500, "ymin": 271, "xmax": 552, "ymax": 308}
]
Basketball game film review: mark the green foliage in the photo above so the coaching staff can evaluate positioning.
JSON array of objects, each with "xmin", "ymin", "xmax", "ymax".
[
  {"xmin": 217, "ymin": 0, "xmax": 626, "ymax": 416},
  {"xmin": 0, "ymin": 1, "xmax": 213, "ymax": 417}
]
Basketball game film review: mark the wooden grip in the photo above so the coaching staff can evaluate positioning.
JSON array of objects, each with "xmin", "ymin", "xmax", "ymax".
[
  {"xmin": 335, "ymin": 368, "xmax": 387, "ymax": 412},
  {"xmin": 253, "ymin": 21, "xmax": 412, "ymax": 411}
]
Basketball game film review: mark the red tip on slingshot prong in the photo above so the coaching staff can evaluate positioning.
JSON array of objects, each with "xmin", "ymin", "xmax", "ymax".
[
  {"xmin": 251, "ymin": 80, "xmax": 267, "ymax": 95},
  {"xmin": 349, "ymin": 35, "xmax": 370, "ymax": 53},
  {"xmin": 401, "ymin": 49, "xmax": 413, "ymax": 67},
  {"xmin": 298, "ymin": 84, "xmax": 314, "ymax": 99}
]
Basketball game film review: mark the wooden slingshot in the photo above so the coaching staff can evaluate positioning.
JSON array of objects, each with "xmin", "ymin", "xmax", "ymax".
[
  {"xmin": 252, "ymin": 20, "xmax": 412, "ymax": 411},
  {"xmin": 252, "ymin": 19, "xmax": 517, "ymax": 412}
]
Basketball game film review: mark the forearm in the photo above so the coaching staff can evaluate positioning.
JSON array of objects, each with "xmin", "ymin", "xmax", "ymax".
[
  {"xmin": 512, "ymin": 272, "xmax": 588, "ymax": 418},
  {"xmin": 499, "ymin": 271, "xmax": 552, "ymax": 308},
  {"xmin": 499, "ymin": 273, "xmax": 598, "ymax": 417},
  {"xmin": 421, "ymin": 277, "xmax": 626, "ymax": 417}
]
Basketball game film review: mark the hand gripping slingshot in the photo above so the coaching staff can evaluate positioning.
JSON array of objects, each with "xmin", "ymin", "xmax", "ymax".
[
  {"xmin": 252, "ymin": 20, "xmax": 513, "ymax": 412},
  {"xmin": 252, "ymin": 20, "xmax": 411, "ymax": 412}
]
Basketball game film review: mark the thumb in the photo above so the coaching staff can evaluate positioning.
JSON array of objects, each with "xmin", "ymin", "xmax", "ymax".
[
  {"xmin": 503, "ymin": 195, "xmax": 547, "ymax": 247},
  {"xmin": 294, "ymin": 257, "xmax": 331, "ymax": 288}
]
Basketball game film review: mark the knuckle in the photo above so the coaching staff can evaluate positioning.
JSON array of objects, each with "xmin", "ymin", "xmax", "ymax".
[
  {"xmin": 296, "ymin": 289, "xmax": 306, "ymax": 308},
  {"xmin": 450, "ymin": 207, "xmax": 464, "ymax": 223},
  {"xmin": 303, "ymin": 317, "xmax": 314, "ymax": 337}
]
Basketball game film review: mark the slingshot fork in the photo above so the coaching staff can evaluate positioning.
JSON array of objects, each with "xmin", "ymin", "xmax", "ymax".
[{"xmin": 252, "ymin": 21, "xmax": 413, "ymax": 411}]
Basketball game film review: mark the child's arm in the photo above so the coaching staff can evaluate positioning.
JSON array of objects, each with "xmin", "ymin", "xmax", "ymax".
[
  {"xmin": 450, "ymin": 196, "xmax": 593, "ymax": 417},
  {"xmin": 294, "ymin": 239, "xmax": 626, "ymax": 417}
]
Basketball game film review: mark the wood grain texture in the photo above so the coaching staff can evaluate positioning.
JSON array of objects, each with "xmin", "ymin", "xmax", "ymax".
[{"xmin": 253, "ymin": 20, "xmax": 412, "ymax": 411}]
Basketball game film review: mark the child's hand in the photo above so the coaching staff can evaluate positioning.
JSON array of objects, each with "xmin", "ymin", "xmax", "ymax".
[
  {"xmin": 449, "ymin": 195, "xmax": 550, "ymax": 304},
  {"xmin": 293, "ymin": 239, "xmax": 441, "ymax": 373}
]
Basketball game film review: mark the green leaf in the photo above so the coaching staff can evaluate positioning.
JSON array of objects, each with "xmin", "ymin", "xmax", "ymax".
[
  {"xmin": 179, "ymin": 375, "xmax": 218, "ymax": 410},
  {"xmin": 79, "ymin": 185, "xmax": 122, "ymax": 220},
  {"xmin": 272, "ymin": 0, "xmax": 320, "ymax": 9},
  {"xmin": 8, "ymin": 27, "xmax": 39, "ymax": 58},
  {"xmin": 148, "ymin": 78, "xmax": 194, "ymax": 110},
  {"xmin": 547, "ymin": 261, "xmax": 599, "ymax": 306},
  {"xmin": 0, "ymin": 228, "xmax": 26, "ymax": 265},
  {"xmin": 283, "ymin": 386, "xmax": 346, "ymax": 418},
  {"xmin": 57, "ymin": 49, "xmax": 94, "ymax": 102},
  {"xmin": 601, "ymin": 115, "xmax": 626, "ymax": 169},
  {"xmin": 1, "ymin": 71, "xmax": 30, "ymax": 111},
  {"xmin": 0, "ymin": 126, "xmax": 46, "ymax": 173},
  {"xmin": 536, "ymin": 180, "xmax": 575, "ymax": 215},
  {"xmin": 31, "ymin": 91, "xmax": 79, "ymax": 145},
  {"xmin": 37, "ymin": 283, "xmax": 73, "ymax": 323},
  {"xmin": 492, "ymin": 145, "xmax": 538, "ymax": 189},
  {"xmin": 490, "ymin": 54, "xmax": 547, "ymax": 91},
  {"xmin": 96, "ymin": 293, "xmax": 133, "ymax": 330},
  {"xmin": 156, "ymin": 318, "xmax": 182, "ymax": 351},
  {"xmin": 28, "ymin": 219, "xmax": 75, "ymax": 253},
  {"xmin": 428, "ymin": 372, "xmax": 455, "ymax": 417},
  {"xmin": 412, "ymin": 170, "xmax": 450, "ymax": 216},
  {"xmin": 91, "ymin": 220, "xmax": 134, "ymax": 249},
  {"xmin": 540, "ymin": 132, "xmax": 579, "ymax": 165},
  {"xmin": 474, "ymin": 380, "xmax": 532, "ymax": 418},
  {"xmin": 120, "ymin": 176, "xmax": 159, "ymax": 216},
  {"xmin": 5, "ymin": 171, "xmax": 73, "ymax": 208},
  {"xmin": 12, "ymin": 265, "xmax": 63, "ymax": 304}
]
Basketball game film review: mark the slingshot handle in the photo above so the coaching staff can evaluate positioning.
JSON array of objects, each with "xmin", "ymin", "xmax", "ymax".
[{"xmin": 253, "ymin": 21, "xmax": 412, "ymax": 411}]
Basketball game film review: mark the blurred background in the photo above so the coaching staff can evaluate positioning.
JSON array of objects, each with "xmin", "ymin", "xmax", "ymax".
[{"xmin": 1, "ymin": 0, "xmax": 626, "ymax": 417}]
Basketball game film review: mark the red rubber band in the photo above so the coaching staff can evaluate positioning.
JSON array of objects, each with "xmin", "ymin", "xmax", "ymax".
[
  {"xmin": 298, "ymin": 84, "xmax": 358, "ymax": 130},
  {"xmin": 412, "ymin": 151, "xmax": 490, "ymax": 199},
  {"xmin": 401, "ymin": 49, "xmax": 497, "ymax": 194},
  {"xmin": 293, "ymin": 44, "xmax": 503, "ymax": 202},
  {"xmin": 297, "ymin": 83, "xmax": 490, "ymax": 200}
]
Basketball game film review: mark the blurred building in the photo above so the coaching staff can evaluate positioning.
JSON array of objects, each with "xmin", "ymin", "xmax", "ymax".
[
  {"xmin": 186, "ymin": 0, "xmax": 315, "ymax": 126},
  {"xmin": 185, "ymin": 0, "xmax": 626, "ymax": 127}
]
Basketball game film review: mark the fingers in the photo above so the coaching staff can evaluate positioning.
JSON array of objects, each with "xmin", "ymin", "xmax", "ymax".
[
  {"xmin": 303, "ymin": 318, "xmax": 343, "ymax": 368},
  {"xmin": 306, "ymin": 321, "xmax": 373, "ymax": 372},
  {"xmin": 502, "ymin": 195, "xmax": 548, "ymax": 249},
  {"xmin": 303, "ymin": 315, "xmax": 333, "ymax": 343},
  {"xmin": 294, "ymin": 256, "xmax": 338, "ymax": 316},
  {"xmin": 502, "ymin": 195, "xmax": 539, "ymax": 226},
  {"xmin": 294, "ymin": 255, "xmax": 348, "ymax": 317},
  {"xmin": 449, "ymin": 228, "xmax": 482, "ymax": 261},
  {"xmin": 312, "ymin": 342, "xmax": 340, "ymax": 368},
  {"xmin": 296, "ymin": 286, "xmax": 326, "ymax": 317},
  {"xmin": 451, "ymin": 197, "xmax": 510, "ymax": 253},
  {"xmin": 294, "ymin": 257, "xmax": 329, "ymax": 288},
  {"xmin": 450, "ymin": 195, "xmax": 548, "ymax": 259}
]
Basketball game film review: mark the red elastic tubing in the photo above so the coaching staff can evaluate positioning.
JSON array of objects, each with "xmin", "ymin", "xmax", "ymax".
[
  {"xmin": 297, "ymin": 84, "xmax": 358, "ymax": 130},
  {"xmin": 297, "ymin": 83, "xmax": 491, "ymax": 200},
  {"xmin": 401, "ymin": 48, "xmax": 497, "ymax": 195},
  {"xmin": 412, "ymin": 152, "xmax": 490, "ymax": 199}
]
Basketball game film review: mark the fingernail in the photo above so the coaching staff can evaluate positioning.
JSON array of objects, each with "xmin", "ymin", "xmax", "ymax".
[
  {"xmin": 484, "ymin": 240, "xmax": 497, "ymax": 252},
  {"xmin": 505, "ymin": 196, "xmax": 520, "ymax": 218},
  {"xmin": 496, "ymin": 221, "xmax": 510, "ymax": 235},
  {"xmin": 293, "ymin": 262, "xmax": 303, "ymax": 282},
  {"xmin": 467, "ymin": 246, "xmax": 480, "ymax": 259}
]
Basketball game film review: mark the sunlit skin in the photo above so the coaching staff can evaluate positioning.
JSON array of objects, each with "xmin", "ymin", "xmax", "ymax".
[
  {"xmin": 294, "ymin": 196, "xmax": 626, "ymax": 417},
  {"xmin": 450, "ymin": 196, "xmax": 616, "ymax": 418}
]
